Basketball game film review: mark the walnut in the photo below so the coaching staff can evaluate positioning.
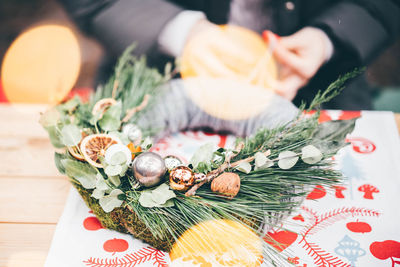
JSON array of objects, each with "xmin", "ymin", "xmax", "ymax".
[{"xmin": 211, "ymin": 172, "xmax": 241, "ymax": 198}]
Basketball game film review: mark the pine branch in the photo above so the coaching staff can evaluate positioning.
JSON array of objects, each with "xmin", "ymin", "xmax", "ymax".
[
  {"xmin": 307, "ymin": 68, "xmax": 364, "ymax": 111},
  {"xmin": 185, "ymin": 149, "xmax": 270, "ymax": 197}
]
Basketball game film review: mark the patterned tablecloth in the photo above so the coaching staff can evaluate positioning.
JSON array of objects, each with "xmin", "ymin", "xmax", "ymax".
[{"xmin": 45, "ymin": 111, "xmax": 400, "ymax": 267}]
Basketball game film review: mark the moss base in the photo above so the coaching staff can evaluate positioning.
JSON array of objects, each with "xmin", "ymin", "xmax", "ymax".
[
  {"xmin": 73, "ymin": 183, "xmax": 274, "ymax": 253},
  {"xmin": 73, "ymin": 183, "xmax": 174, "ymax": 252}
]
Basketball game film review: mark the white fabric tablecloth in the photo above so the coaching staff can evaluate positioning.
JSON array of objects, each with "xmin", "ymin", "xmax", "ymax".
[{"xmin": 45, "ymin": 111, "xmax": 400, "ymax": 267}]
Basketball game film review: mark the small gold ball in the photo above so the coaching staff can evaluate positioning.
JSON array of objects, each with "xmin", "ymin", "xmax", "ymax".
[{"xmin": 169, "ymin": 166, "xmax": 195, "ymax": 191}]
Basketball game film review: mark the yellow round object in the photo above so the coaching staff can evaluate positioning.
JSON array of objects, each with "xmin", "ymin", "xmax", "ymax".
[
  {"xmin": 80, "ymin": 134, "xmax": 121, "ymax": 168},
  {"xmin": 181, "ymin": 25, "xmax": 277, "ymax": 90},
  {"xmin": 183, "ymin": 77, "xmax": 274, "ymax": 120},
  {"xmin": 1, "ymin": 25, "xmax": 81, "ymax": 104},
  {"xmin": 170, "ymin": 219, "xmax": 263, "ymax": 267}
]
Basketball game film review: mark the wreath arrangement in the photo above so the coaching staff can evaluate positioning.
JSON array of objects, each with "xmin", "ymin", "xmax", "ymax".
[{"xmin": 40, "ymin": 46, "xmax": 359, "ymax": 265}]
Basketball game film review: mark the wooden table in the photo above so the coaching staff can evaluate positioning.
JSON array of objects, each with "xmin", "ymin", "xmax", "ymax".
[{"xmin": 0, "ymin": 104, "xmax": 399, "ymax": 267}]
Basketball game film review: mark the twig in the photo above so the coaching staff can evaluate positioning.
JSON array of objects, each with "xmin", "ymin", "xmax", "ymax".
[
  {"xmin": 185, "ymin": 147, "xmax": 270, "ymax": 197},
  {"xmin": 122, "ymin": 94, "xmax": 150, "ymax": 123},
  {"xmin": 111, "ymin": 80, "xmax": 119, "ymax": 99}
]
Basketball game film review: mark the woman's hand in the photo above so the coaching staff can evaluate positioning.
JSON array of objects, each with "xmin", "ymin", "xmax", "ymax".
[{"xmin": 271, "ymin": 27, "xmax": 333, "ymax": 100}]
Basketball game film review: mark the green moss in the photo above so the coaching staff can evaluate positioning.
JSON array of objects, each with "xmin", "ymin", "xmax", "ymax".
[{"xmin": 73, "ymin": 183, "xmax": 174, "ymax": 251}]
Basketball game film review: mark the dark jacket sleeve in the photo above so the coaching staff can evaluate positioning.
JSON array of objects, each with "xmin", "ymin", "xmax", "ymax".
[
  {"xmin": 310, "ymin": 0, "xmax": 400, "ymax": 64},
  {"xmin": 91, "ymin": 0, "xmax": 182, "ymax": 57},
  {"xmin": 59, "ymin": 0, "xmax": 183, "ymax": 57}
]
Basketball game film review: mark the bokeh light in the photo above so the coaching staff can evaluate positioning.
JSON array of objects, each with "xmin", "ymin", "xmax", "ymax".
[{"xmin": 1, "ymin": 25, "xmax": 80, "ymax": 104}]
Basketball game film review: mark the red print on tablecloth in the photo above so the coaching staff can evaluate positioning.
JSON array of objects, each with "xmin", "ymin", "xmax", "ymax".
[
  {"xmin": 303, "ymin": 110, "xmax": 332, "ymax": 123},
  {"xmin": 264, "ymin": 230, "xmax": 298, "ymax": 252},
  {"xmin": 358, "ymin": 184, "xmax": 380, "ymax": 199},
  {"xmin": 84, "ymin": 246, "xmax": 168, "ymax": 267},
  {"xmin": 203, "ymin": 132, "xmax": 228, "ymax": 148},
  {"xmin": 103, "ymin": 238, "xmax": 129, "ymax": 255},
  {"xmin": 333, "ymin": 185, "xmax": 347, "ymax": 199},
  {"xmin": 288, "ymin": 256, "xmax": 300, "ymax": 264},
  {"xmin": 293, "ymin": 214, "xmax": 305, "ymax": 222},
  {"xmin": 346, "ymin": 220, "xmax": 372, "ymax": 233},
  {"xmin": 151, "ymin": 138, "xmax": 170, "ymax": 153},
  {"xmin": 306, "ymin": 185, "xmax": 326, "ymax": 200},
  {"xmin": 294, "ymin": 206, "xmax": 380, "ymax": 267},
  {"xmin": 83, "ymin": 217, "xmax": 104, "ymax": 231},
  {"xmin": 338, "ymin": 111, "xmax": 361, "ymax": 121},
  {"xmin": 370, "ymin": 240, "xmax": 400, "ymax": 266},
  {"xmin": 302, "ymin": 110, "xmax": 361, "ymax": 124},
  {"xmin": 346, "ymin": 137, "xmax": 376, "ymax": 154}
]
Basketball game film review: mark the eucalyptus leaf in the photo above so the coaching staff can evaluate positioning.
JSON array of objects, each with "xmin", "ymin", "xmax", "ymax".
[
  {"xmin": 278, "ymin": 151, "xmax": 299, "ymax": 170},
  {"xmin": 90, "ymin": 111, "xmax": 102, "ymax": 126},
  {"xmin": 151, "ymin": 183, "xmax": 176, "ymax": 204},
  {"xmin": 45, "ymin": 126, "xmax": 65, "ymax": 148},
  {"xmin": 255, "ymin": 152, "xmax": 267, "ymax": 168},
  {"xmin": 54, "ymin": 152, "xmax": 67, "ymax": 175},
  {"xmin": 62, "ymin": 159, "xmax": 97, "ymax": 189},
  {"xmin": 39, "ymin": 108, "xmax": 60, "ymax": 127},
  {"xmin": 255, "ymin": 152, "xmax": 274, "ymax": 170},
  {"xmin": 61, "ymin": 124, "xmax": 82, "ymax": 146},
  {"xmin": 99, "ymin": 117, "xmax": 120, "ymax": 132},
  {"xmin": 212, "ymin": 152, "xmax": 225, "ymax": 166},
  {"xmin": 311, "ymin": 119, "xmax": 356, "ymax": 154},
  {"xmin": 105, "ymin": 165, "xmax": 123, "ymax": 176},
  {"xmin": 109, "ymin": 175, "xmax": 121, "ymax": 187},
  {"xmin": 139, "ymin": 191, "xmax": 157, "ymax": 208},
  {"xmin": 96, "ymin": 173, "xmax": 110, "ymax": 191},
  {"xmin": 110, "ymin": 131, "xmax": 130, "ymax": 145},
  {"xmin": 92, "ymin": 189, "xmax": 105, "ymax": 199},
  {"xmin": 141, "ymin": 136, "xmax": 153, "ymax": 150},
  {"xmin": 98, "ymin": 103, "xmax": 122, "ymax": 131},
  {"xmin": 109, "ymin": 151, "xmax": 127, "ymax": 165},
  {"xmin": 159, "ymin": 199, "xmax": 175, "ymax": 208},
  {"xmin": 301, "ymin": 145, "xmax": 323, "ymax": 164},
  {"xmin": 190, "ymin": 143, "xmax": 215, "ymax": 169},
  {"xmin": 138, "ymin": 183, "xmax": 176, "ymax": 208},
  {"xmin": 120, "ymin": 164, "xmax": 129, "ymax": 176},
  {"xmin": 99, "ymin": 189, "xmax": 124, "ymax": 212},
  {"xmin": 58, "ymin": 96, "xmax": 80, "ymax": 112},
  {"xmin": 235, "ymin": 161, "xmax": 252, "ymax": 174}
]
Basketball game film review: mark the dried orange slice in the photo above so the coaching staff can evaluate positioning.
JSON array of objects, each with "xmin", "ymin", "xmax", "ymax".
[
  {"xmin": 80, "ymin": 134, "xmax": 121, "ymax": 168},
  {"xmin": 68, "ymin": 146, "xmax": 85, "ymax": 161},
  {"xmin": 67, "ymin": 132, "xmax": 88, "ymax": 161},
  {"xmin": 92, "ymin": 98, "xmax": 117, "ymax": 117}
]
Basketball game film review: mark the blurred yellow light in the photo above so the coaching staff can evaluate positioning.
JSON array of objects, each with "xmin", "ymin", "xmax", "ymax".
[
  {"xmin": 181, "ymin": 25, "xmax": 277, "ymax": 90},
  {"xmin": 1, "ymin": 25, "xmax": 81, "ymax": 104},
  {"xmin": 170, "ymin": 219, "xmax": 263, "ymax": 267}
]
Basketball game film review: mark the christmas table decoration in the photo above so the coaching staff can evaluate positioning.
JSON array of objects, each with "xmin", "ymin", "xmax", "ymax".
[{"xmin": 40, "ymin": 45, "xmax": 359, "ymax": 264}]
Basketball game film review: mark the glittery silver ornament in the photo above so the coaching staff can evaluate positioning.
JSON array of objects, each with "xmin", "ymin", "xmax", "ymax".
[
  {"xmin": 132, "ymin": 152, "xmax": 166, "ymax": 187},
  {"xmin": 122, "ymin": 123, "xmax": 142, "ymax": 145},
  {"xmin": 164, "ymin": 155, "xmax": 183, "ymax": 171}
]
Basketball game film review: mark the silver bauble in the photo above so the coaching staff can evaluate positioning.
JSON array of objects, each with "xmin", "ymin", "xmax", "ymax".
[
  {"xmin": 122, "ymin": 123, "xmax": 142, "ymax": 145},
  {"xmin": 132, "ymin": 152, "xmax": 166, "ymax": 187},
  {"xmin": 164, "ymin": 155, "xmax": 183, "ymax": 171}
]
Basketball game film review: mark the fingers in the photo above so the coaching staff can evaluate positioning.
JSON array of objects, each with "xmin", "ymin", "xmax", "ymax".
[
  {"xmin": 273, "ymin": 42, "xmax": 309, "ymax": 78},
  {"xmin": 270, "ymin": 28, "xmax": 328, "ymax": 80},
  {"xmin": 274, "ymin": 74, "xmax": 307, "ymax": 101}
]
